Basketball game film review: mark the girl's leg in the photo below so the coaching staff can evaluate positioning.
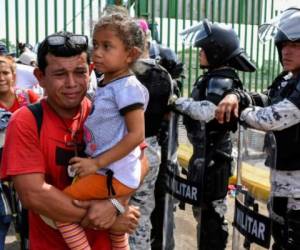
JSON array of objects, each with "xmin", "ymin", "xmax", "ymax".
[
  {"xmin": 56, "ymin": 222, "xmax": 91, "ymax": 250},
  {"xmin": 110, "ymin": 231, "xmax": 129, "ymax": 250}
]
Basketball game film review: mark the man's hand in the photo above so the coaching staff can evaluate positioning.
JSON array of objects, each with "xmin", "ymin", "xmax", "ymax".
[
  {"xmin": 215, "ymin": 94, "xmax": 239, "ymax": 123},
  {"xmin": 110, "ymin": 205, "xmax": 140, "ymax": 234},
  {"xmin": 69, "ymin": 157, "xmax": 99, "ymax": 177},
  {"xmin": 73, "ymin": 199, "xmax": 117, "ymax": 229}
]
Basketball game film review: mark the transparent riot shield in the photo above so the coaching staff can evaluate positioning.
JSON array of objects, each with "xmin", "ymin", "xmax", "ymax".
[
  {"xmin": 163, "ymin": 113, "xmax": 203, "ymax": 250},
  {"xmin": 162, "ymin": 110, "xmax": 178, "ymax": 250},
  {"xmin": 232, "ymin": 125, "xmax": 276, "ymax": 250}
]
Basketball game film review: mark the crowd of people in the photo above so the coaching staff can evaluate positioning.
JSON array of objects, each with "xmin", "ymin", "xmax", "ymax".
[{"xmin": 0, "ymin": 4, "xmax": 300, "ymax": 250}]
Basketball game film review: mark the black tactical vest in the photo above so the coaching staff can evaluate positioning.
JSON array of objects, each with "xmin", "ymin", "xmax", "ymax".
[
  {"xmin": 134, "ymin": 62, "xmax": 172, "ymax": 137},
  {"xmin": 184, "ymin": 68, "xmax": 242, "ymax": 160},
  {"xmin": 268, "ymin": 72, "xmax": 300, "ymax": 170}
]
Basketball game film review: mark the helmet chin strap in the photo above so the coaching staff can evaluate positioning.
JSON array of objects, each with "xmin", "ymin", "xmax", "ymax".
[
  {"xmin": 200, "ymin": 64, "xmax": 209, "ymax": 70},
  {"xmin": 200, "ymin": 64, "xmax": 223, "ymax": 71},
  {"xmin": 291, "ymin": 69, "xmax": 300, "ymax": 77}
]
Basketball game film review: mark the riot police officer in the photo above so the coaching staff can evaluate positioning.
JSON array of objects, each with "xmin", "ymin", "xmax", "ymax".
[
  {"xmin": 129, "ymin": 19, "xmax": 178, "ymax": 250},
  {"xmin": 178, "ymin": 19, "xmax": 255, "ymax": 250},
  {"xmin": 148, "ymin": 40, "xmax": 183, "ymax": 250},
  {"xmin": 133, "ymin": 21, "xmax": 184, "ymax": 250},
  {"xmin": 216, "ymin": 7, "xmax": 300, "ymax": 250}
]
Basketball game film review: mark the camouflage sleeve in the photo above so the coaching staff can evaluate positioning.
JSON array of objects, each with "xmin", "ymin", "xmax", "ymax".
[
  {"xmin": 240, "ymin": 99, "xmax": 300, "ymax": 131},
  {"xmin": 173, "ymin": 97, "xmax": 216, "ymax": 122}
]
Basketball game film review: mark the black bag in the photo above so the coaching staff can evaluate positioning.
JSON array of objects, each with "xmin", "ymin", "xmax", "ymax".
[{"xmin": 0, "ymin": 182, "xmax": 12, "ymax": 218}]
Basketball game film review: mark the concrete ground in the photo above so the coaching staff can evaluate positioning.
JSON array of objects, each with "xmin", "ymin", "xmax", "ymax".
[
  {"xmin": 5, "ymin": 195, "xmax": 267, "ymax": 250},
  {"xmin": 172, "ymin": 195, "xmax": 266, "ymax": 250},
  {"xmin": 4, "ymin": 226, "xmax": 18, "ymax": 250}
]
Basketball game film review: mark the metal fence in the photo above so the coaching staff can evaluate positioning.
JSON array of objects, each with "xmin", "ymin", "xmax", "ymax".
[
  {"xmin": 0, "ymin": 0, "xmax": 287, "ymax": 95},
  {"xmin": 140, "ymin": 0, "xmax": 284, "ymax": 95}
]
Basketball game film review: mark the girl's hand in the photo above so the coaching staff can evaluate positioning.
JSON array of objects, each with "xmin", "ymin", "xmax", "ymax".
[
  {"xmin": 110, "ymin": 205, "xmax": 140, "ymax": 234},
  {"xmin": 69, "ymin": 157, "xmax": 99, "ymax": 177}
]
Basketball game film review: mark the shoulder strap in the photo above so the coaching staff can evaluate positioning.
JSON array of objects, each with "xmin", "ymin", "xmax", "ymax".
[
  {"xmin": 268, "ymin": 71, "xmax": 289, "ymax": 88},
  {"xmin": 27, "ymin": 102, "xmax": 43, "ymax": 137}
]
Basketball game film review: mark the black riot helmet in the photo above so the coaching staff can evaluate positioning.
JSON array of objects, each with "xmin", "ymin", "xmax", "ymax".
[
  {"xmin": 259, "ymin": 7, "xmax": 300, "ymax": 64},
  {"xmin": 274, "ymin": 8, "xmax": 300, "ymax": 63},
  {"xmin": 275, "ymin": 30, "xmax": 291, "ymax": 63},
  {"xmin": 158, "ymin": 45, "xmax": 184, "ymax": 79},
  {"xmin": 188, "ymin": 19, "xmax": 255, "ymax": 72},
  {"xmin": 149, "ymin": 41, "xmax": 184, "ymax": 79}
]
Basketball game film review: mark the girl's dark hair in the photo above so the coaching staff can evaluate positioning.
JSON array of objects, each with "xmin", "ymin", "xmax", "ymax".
[{"xmin": 93, "ymin": 12, "xmax": 145, "ymax": 53}]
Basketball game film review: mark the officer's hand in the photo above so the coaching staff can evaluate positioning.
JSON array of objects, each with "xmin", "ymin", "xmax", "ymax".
[
  {"xmin": 73, "ymin": 199, "xmax": 117, "ymax": 230},
  {"xmin": 110, "ymin": 205, "xmax": 140, "ymax": 234},
  {"xmin": 215, "ymin": 94, "xmax": 239, "ymax": 124}
]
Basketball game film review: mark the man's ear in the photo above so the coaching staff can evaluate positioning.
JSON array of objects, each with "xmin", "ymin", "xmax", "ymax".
[
  {"xmin": 127, "ymin": 47, "xmax": 142, "ymax": 64},
  {"xmin": 33, "ymin": 68, "xmax": 45, "ymax": 88}
]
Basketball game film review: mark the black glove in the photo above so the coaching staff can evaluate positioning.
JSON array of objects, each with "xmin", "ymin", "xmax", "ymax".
[{"xmin": 157, "ymin": 120, "xmax": 169, "ymax": 146}]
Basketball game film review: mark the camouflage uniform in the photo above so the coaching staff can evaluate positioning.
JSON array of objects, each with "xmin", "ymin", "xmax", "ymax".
[{"xmin": 129, "ymin": 137, "xmax": 161, "ymax": 250}]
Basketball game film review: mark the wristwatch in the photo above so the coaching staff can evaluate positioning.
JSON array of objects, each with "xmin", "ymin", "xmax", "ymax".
[{"xmin": 110, "ymin": 198, "xmax": 125, "ymax": 215}]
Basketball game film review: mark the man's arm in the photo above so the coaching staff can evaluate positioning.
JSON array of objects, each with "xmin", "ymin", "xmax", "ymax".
[
  {"xmin": 13, "ymin": 147, "xmax": 147, "ymax": 230},
  {"xmin": 13, "ymin": 173, "xmax": 119, "ymax": 229},
  {"xmin": 13, "ymin": 173, "xmax": 86, "ymax": 223}
]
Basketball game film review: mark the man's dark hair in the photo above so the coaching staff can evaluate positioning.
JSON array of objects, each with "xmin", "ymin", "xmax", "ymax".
[{"xmin": 37, "ymin": 31, "xmax": 90, "ymax": 72}]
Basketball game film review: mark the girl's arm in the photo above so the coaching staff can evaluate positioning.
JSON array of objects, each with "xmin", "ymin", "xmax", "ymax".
[
  {"xmin": 70, "ymin": 108, "xmax": 145, "ymax": 176},
  {"xmin": 95, "ymin": 108, "xmax": 145, "ymax": 168}
]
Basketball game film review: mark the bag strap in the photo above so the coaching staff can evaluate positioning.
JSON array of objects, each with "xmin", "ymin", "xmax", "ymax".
[{"xmin": 27, "ymin": 102, "xmax": 43, "ymax": 137}]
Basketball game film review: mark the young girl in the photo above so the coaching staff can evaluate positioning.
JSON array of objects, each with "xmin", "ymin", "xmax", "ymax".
[{"xmin": 56, "ymin": 12, "xmax": 148, "ymax": 250}]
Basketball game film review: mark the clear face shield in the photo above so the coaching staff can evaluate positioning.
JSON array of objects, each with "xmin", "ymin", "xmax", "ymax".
[
  {"xmin": 179, "ymin": 19, "xmax": 212, "ymax": 46},
  {"xmin": 258, "ymin": 8, "xmax": 300, "ymax": 43}
]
